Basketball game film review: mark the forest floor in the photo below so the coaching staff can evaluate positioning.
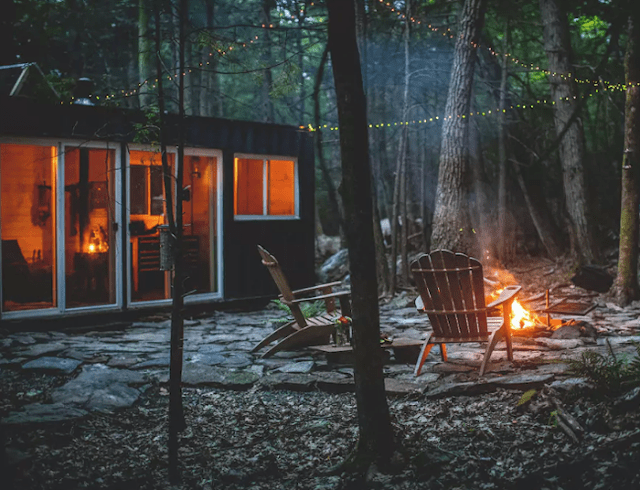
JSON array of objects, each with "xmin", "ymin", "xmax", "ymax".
[{"xmin": 2, "ymin": 253, "xmax": 640, "ymax": 490}]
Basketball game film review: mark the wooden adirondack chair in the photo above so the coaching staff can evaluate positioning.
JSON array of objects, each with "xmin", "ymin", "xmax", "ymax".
[
  {"xmin": 411, "ymin": 250, "xmax": 521, "ymax": 376},
  {"xmin": 252, "ymin": 245, "xmax": 352, "ymax": 358}
]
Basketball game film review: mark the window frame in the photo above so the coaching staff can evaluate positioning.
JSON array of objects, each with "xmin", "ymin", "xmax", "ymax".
[{"xmin": 233, "ymin": 153, "xmax": 299, "ymax": 221}]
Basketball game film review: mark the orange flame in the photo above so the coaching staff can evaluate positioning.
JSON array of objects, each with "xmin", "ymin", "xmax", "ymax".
[{"xmin": 487, "ymin": 289, "xmax": 540, "ymax": 329}]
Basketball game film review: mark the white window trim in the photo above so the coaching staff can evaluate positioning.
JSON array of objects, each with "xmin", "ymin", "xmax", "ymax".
[
  {"xmin": 0, "ymin": 138, "xmax": 125, "ymax": 319},
  {"xmin": 233, "ymin": 153, "xmax": 299, "ymax": 220}
]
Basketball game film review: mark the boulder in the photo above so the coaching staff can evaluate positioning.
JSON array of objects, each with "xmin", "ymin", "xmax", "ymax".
[{"xmin": 318, "ymin": 249, "xmax": 349, "ymax": 283}]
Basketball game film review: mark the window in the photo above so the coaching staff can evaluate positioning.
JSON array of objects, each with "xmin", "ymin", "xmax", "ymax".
[
  {"xmin": 129, "ymin": 151, "xmax": 173, "ymax": 217},
  {"xmin": 234, "ymin": 156, "xmax": 297, "ymax": 218}
]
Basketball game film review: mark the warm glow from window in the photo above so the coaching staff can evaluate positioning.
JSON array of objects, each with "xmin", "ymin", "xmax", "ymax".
[
  {"xmin": 234, "ymin": 157, "xmax": 296, "ymax": 217},
  {"xmin": 267, "ymin": 160, "xmax": 295, "ymax": 215},
  {"xmin": 234, "ymin": 158, "xmax": 263, "ymax": 215}
]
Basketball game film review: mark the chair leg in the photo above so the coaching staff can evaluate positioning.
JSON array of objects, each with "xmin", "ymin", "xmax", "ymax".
[
  {"xmin": 505, "ymin": 327, "xmax": 514, "ymax": 361},
  {"xmin": 414, "ymin": 336, "xmax": 435, "ymax": 376},
  {"xmin": 440, "ymin": 343, "xmax": 447, "ymax": 362},
  {"xmin": 251, "ymin": 319, "xmax": 299, "ymax": 353},
  {"xmin": 261, "ymin": 324, "xmax": 334, "ymax": 358},
  {"xmin": 479, "ymin": 327, "xmax": 505, "ymax": 376}
]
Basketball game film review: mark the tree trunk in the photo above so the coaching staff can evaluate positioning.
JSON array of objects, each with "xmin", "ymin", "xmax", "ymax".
[
  {"xmin": 138, "ymin": 0, "xmax": 154, "ymax": 108},
  {"xmin": 513, "ymin": 157, "xmax": 563, "ymax": 257},
  {"xmin": 314, "ymin": 43, "xmax": 344, "ymax": 236},
  {"xmin": 430, "ymin": 0, "xmax": 486, "ymax": 255},
  {"xmin": 165, "ymin": 0, "xmax": 188, "ymax": 483},
  {"xmin": 260, "ymin": 0, "xmax": 275, "ymax": 122},
  {"xmin": 612, "ymin": 13, "xmax": 640, "ymax": 306},
  {"xmin": 326, "ymin": 0, "xmax": 394, "ymax": 470},
  {"xmin": 199, "ymin": 2, "xmax": 214, "ymax": 117},
  {"xmin": 497, "ymin": 23, "xmax": 510, "ymax": 263},
  {"xmin": 539, "ymin": 0, "xmax": 598, "ymax": 263},
  {"xmin": 390, "ymin": 4, "xmax": 411, "ymax": 292}
]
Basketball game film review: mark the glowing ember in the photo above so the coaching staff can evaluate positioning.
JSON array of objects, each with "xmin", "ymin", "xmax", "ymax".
[
  {"xmin": 510, "ymin": 298, "xmax": 539, "ymax": 329},
  {"xmin": 487, "ymin": 289, "xmax": 540, "ymax": 329}
]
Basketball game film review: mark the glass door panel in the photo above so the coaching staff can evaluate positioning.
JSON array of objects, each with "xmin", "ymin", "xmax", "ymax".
[
  {"xmin": 183, "ymin": 155, "xmax": 218, "ymax": 294},
  {"xmin": 1, "ymin": 143, "xmax": 57, "ymax": 312},
  {"xmin": 64, "ymin": 147, "xmax": 117, "ymax": 308},
  {"xmin": 129, "ymin": 150, "xmax": 175, "ymax": 302}
]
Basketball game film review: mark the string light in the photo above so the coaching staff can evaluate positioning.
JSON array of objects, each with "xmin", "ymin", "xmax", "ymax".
[{"xmin": 300, "ymin": 86, "xmax": 638, "ymax": 132}]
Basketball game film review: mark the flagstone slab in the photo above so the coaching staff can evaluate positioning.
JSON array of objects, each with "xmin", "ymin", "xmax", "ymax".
[
  {"xmin": 182, "ymin": 364, "xmax": 259, "ymax": 390},
  {"xmin": 1, "ymin": 403, "xmax": 88, "ymax": 426},
  {"xmin": 549, "ymin": 377, "xmax": 593, "ymax": 393},
  {"xmin": 51, "ymin": 364, "xmax": 147, "ymax": 411},
  {"xmin": 22, "ymin": 356, "xmax": 82, "ymax": 374},
  {"xmin": 534, "ymin": 338, "xmax": 582, "ymax": 350},
  {"xmin": 17, "ymin": 342, "xmax": 69, "ymax": 358},
  {"xmin": 276, "ymin": 361, "xmax": 315, "ymax": 374},
  {"xmin": 130, "ymin": 356, "xmax": 171, "ymax": 369},
  {"xmin": 384, "ymin": 378, "xmax": 423, "ymax": 397},
  {"xmin": 314, "ymin": 372, "xmax": 355, "ymax": 394},
  {"xmin": 484, "ymin": 373, "xmax": 555, "ymax": 390}
]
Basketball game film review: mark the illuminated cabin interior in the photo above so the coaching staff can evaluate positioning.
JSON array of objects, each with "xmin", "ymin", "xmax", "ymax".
[{"xmin": 0, "ymin": 96, "xmax": 314, "ymax": 321}]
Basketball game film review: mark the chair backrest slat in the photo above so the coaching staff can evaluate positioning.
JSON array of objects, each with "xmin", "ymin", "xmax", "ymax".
[
  {"xmin": 411, "ymin": 250, "xmax": 488, "ymax": 338},
  {"xmin": 258, "ymin": 245, "xmax": 307, "ymax": 327}
]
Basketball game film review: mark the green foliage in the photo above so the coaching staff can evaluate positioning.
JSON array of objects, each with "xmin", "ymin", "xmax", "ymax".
[
  {"xmin": 568, "ymin": 343, "xmax": 640, "ymax": 395},
  {"xmin": 133, "ymin": 107, "xmax": 161, "ymax": 145},
  {"xmin": 548, "ymin": 410, "xmax": 558, "ymax": 427},
  {"xmin": 517, "ymin": 389, "xmax": 537, "ymax": 406},
  {"xmin": 271, "ymin": 299, "xmax": 326, "ymax": 319},
  {"xmin": 270, "ymin": 63, "xmax": 302, "ymax": 99}
]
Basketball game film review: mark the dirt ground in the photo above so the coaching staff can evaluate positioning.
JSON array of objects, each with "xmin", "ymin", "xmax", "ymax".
[{"xmin": 2, "ymin": 254, "xmax": 639, "ymax": 490}]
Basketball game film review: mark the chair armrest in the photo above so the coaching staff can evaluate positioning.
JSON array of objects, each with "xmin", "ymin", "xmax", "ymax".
[
  {"xmin": 291, "ymin": 281, "xmax": 343, "ymax": 296},
  {"xmin": 487, "ymin": 285, "xmax": 521, "ymax": 309},
  {"xmin": 286, "ymin": 290, "xmax": 351, "ymax": 304}
]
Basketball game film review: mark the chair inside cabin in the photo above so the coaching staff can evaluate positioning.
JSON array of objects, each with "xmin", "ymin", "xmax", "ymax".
[
  {"xmin": 411, "ymin": 249, "xmax": 521, "ymax": 376},
  {"xmin": 252, "ymin": 245, "xmax": 351, "ymax": 358}
]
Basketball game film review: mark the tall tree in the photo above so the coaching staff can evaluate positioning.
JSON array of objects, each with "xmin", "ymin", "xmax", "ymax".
[
  {"xmin": 430, "ymin": 0, "xmax": 487, "ymax": 254},
  {"xmin": 390, "ymin": 0, "xmax": 412, "ymax": 293},
  {"xmin": 539, "ymin": 0, "xmax": 599, "ymax": 263},
  {"xmin": 138, "ymin": 0, "xmax": 154, "ymax": 108},
  {"xmin": 612, "ymin": 10, "xmax": 640, "ymax": 305},
  {"xmin": 326, "ymin": 0, "xmax": 394, "ymax": 470}
]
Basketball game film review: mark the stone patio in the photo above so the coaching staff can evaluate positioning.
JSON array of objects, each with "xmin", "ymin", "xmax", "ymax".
[{"xmin": 2, "ymin": 293, "xmax": 640, "ymax": 425}]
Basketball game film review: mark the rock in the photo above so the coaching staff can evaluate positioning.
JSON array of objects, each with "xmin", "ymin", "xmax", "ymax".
[
  {"xmin": 551, "ymin": 324, "xmax": 582, "ymax": 339},
  {"xmin": 21, "ymin": 357, "xmax": 82, "ymax": 374},
  {"xmin": 534, "ymin": 338, "xmax": 582, "ymax": 350},
  {"xmin": 571, "ymin": 265, "xmax": 613, "ymax": 293},
  {"xmin": 549, "ymin": 377, "xmax": 593, "ymax": 394},
  {"xmin": 318, "ymin": 249, "xmax": 349, "ymax": 283},
  {"xmin": 484, "ymin": 373, "xmax": 555, "ymax": 390},
  {"xmin": 316, "ymin": 235, "xmax": 341, "ymax": 261},
  {"xmin": 51, "ymin": 364, "xmax": 146, "ymax": 411},
  {"xmin": 384, "ymin": 378, "xmax": 423, "ymax": 397},
  {"xmin": 1, "ymin": 403, "xmax": 88, "ymax": 425},
  {"xmin": 314, "ymin": 372, "xmax": 355, "ymax": 393},
  {"xmin": 277, "ymin": 361, "xmax": 315, "ymax": 374},
  {"xmin": 182, "ymin": 364, "xmax": 259, "ymax": 390},
  {"xmin": 17, "ymin": 342, "xmax": 68, "ymax": 358},
  {"xmin": 130, "ymin": 356, "xmax": 170, "ymax": 369}
]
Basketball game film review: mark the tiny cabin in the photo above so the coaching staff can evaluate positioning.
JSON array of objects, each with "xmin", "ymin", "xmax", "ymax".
[{"xmin": 0, "ymin": 96, "xmax": 315, "ymax": 322}]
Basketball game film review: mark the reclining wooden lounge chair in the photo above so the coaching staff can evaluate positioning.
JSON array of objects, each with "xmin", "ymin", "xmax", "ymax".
[
  {"xmin": 411, "ymin": 250, "xmax": 521, "ymax": 376},
  {"xmin": 252, "ymin": 245, "xmax": 352, "ymax": 358}
]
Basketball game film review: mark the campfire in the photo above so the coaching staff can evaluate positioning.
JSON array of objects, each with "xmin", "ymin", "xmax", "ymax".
[
  {"xmin": 483, "ymin": 266, "xmax": 563, "ymax": 334},
  {"xmin": 487, "ymin": 288, "xmax": 541, "ymax": 330}
]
